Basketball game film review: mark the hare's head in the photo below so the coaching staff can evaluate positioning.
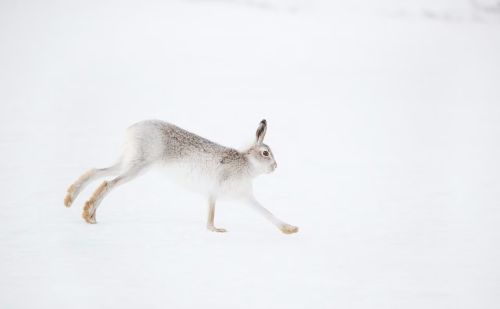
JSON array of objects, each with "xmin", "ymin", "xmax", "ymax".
[{"xmin": 246, "ymin": 119, "xmax": 277, "ymax": 175}]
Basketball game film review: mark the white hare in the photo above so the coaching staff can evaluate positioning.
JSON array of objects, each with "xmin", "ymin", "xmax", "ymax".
[{"xmin": 64, "ymin": 119, "xmax": 299, "ymax": 234}]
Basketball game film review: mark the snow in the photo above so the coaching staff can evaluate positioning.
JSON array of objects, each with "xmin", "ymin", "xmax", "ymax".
[{"xmin": 1, "ymin": 0, "xmax": 499, "ymax": 308}]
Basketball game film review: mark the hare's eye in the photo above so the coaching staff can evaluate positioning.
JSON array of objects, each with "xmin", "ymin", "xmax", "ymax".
[{"xmin": 262, "ymin": 151, "xmax": 269, "ymax": 157}]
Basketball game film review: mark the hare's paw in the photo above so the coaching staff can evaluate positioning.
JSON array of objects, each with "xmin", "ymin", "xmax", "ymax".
[
  {"xmin": 280, "ymin": 224, "xmax": 299, "ymax": 234},
  {"xmin": 64, "ymin": 185, "xmax": 76, "ymax": 207},
  {"xmin": 64, "ymin": 193, "xmax": 73, "ymax": 208},
  {"xmin": 207, "ymin": 226, "xmax": 227, "ymax": 233},
  {"xmin": 82, "ymin": 201, "xmax": 97, "ymax": 224}
]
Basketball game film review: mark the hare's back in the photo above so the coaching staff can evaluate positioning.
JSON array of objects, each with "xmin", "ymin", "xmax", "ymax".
[{"xmin": 125, "ymin": 120, "xmax": 225, "ymax": 163}]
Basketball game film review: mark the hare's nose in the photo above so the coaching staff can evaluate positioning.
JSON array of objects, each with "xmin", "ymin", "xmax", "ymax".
[{"xmin": 273, "ymin": 162, "xmax": 277, "ymax": 169}]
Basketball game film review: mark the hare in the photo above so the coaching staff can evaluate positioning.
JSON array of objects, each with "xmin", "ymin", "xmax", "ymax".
[{"xmin": 64, "ymin": 119, "xmax": 298, "ymax": 234}]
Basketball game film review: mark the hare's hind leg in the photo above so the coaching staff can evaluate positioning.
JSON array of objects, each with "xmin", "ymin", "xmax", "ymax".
[
  {"xmin": 82, "ymin": 164, "xmax": 146, "ymax": 224},
  {"xmin": 64, "ymin": 164, "xmax": 121, "ymax": 207},
  {"xmin": 206, "ymin": 197, "xmax": 227, "ymax": 233}
]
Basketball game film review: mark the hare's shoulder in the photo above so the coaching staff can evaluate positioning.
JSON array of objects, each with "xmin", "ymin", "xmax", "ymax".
[{"xmin": 220, "ymin": 148, "xmax": 245, "ymax": 164}]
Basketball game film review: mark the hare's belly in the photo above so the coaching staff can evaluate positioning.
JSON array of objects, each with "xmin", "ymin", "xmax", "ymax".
[
  {"xmin": 160, "ymin": 161, "xmax": 251, "ymax": 197},
  {"xmin": 161, "ymin": 161, "xmax": 218, "ymax": 194}
]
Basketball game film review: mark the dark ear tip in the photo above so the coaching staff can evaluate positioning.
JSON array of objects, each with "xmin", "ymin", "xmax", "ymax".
[{"xmin": 260, "ymin": 119, "xmax": 267, "ymax": 125}]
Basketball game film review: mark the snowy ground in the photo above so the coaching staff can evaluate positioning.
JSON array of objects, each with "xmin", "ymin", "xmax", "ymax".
[{"xmin": 1, "ymin": 0, "xmax": 499, "ymax": 308}]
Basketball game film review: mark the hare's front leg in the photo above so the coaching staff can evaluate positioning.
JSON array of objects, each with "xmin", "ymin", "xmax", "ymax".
[
  {"xmin": 246, "ymin": 197, "xmax": 298, "ymax": 234},
  {"xmin": 206, "ymin": 197, "xmax": 227, "ymax": 233}
]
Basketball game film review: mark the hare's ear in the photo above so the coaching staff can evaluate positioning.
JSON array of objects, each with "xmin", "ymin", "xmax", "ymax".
[{"xmin": 255, "ymin": 119, "xmax": 267, "ymax": 145}]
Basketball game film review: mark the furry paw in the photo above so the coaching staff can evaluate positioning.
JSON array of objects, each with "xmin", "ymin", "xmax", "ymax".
[
  {"xmin": 64, "ymin": 185, "xmax": 76, "ymax": 207},
  {"xmin": 280, "ymin": 224, "xmax": 299, "ymax": 234},
  {"xmin": 82, "ymin": 201, "xmax": 97, "ymax": 224},
  {"xmin": 207, "ymin": 226, "xmax": 227, "ymax": 233},
  {"xmin": 64, "ymin": 194, "xmax": 73, "ymax": 208}
]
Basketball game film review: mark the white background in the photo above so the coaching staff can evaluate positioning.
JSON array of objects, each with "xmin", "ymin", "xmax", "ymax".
[{"xmin": 1, "ymin": 0, "xmax": 499, "ymax": 308}]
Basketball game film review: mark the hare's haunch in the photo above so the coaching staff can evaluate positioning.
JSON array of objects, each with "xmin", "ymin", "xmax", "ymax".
[{"xmin": 64, "ymin": 119, "xmax": 298, "ymax": 234}]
